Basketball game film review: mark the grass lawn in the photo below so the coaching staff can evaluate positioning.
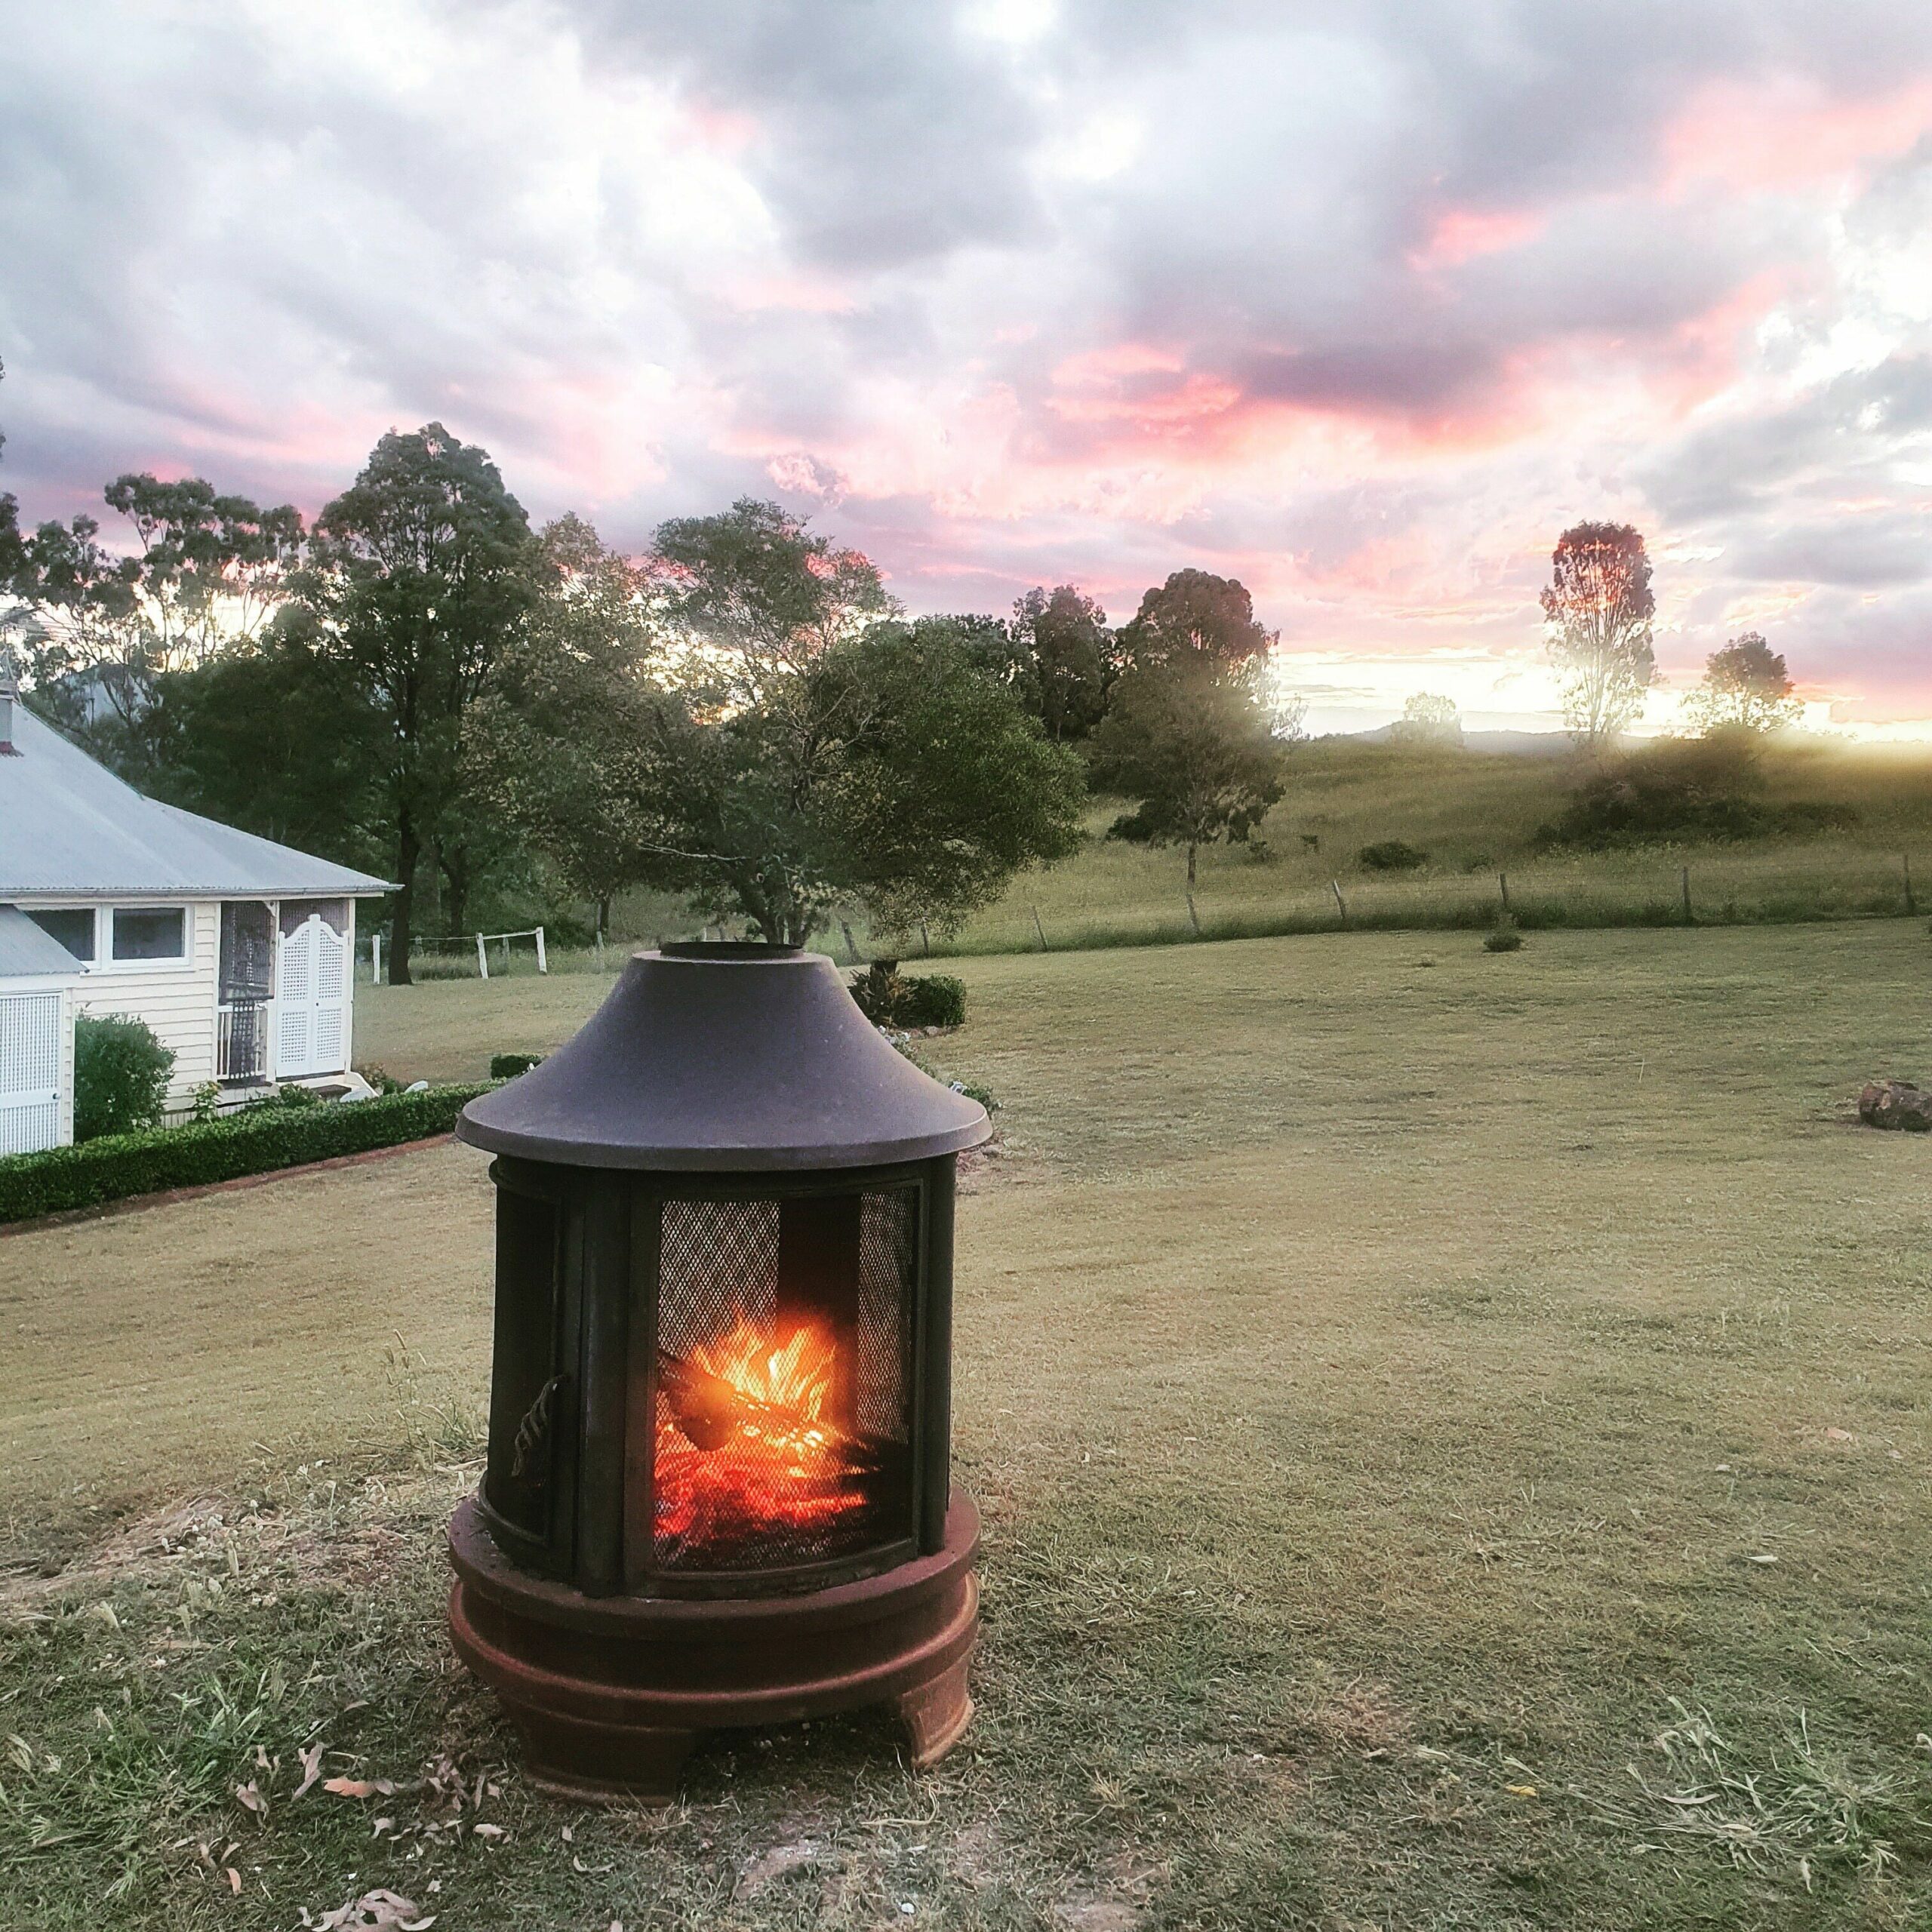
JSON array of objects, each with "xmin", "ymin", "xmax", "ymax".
[{"xmin": 5, "ymin": 923, "xmax": 1932, "ymax": 1927}]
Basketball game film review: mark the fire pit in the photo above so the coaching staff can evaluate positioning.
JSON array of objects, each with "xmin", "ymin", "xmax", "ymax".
[{"xmin": 445, "ymin": 942, "xmax": 990, "ymax": 1801}]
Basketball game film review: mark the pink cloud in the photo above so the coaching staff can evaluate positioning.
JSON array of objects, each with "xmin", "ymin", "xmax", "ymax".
[
  {"xmin": 1408, "ymin": 205, "xmax": 1546, "ymax": 271},
  {"xmin": 1659, "ymin": 75, "xmax": 1932, "ymax": 198}
]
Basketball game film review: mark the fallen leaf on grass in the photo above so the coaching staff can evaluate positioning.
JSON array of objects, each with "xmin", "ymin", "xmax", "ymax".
[
  {"xmin": 226, "ymin": 1868, "xmax": 242, "ymax": 1894},
  {"xmin": 324, "ymin": 1776, "xmax": 397, "ymax": 1799},
  {"xmin": 1824, "ymin": 1427, "xmax": 1854, "ymax": 1442},
  {"xmin": 472, "ymin": 1822, "xmax": 506, "ymax": 1838},
  {"xmin": 1504, "ymin": 1784, "xmax": 1539, "ymax": 1797},
  {"xmin": 294, "ymin": 1741, "xmax": 326, "ymax": 1800},
  {"xmin": 235, "ymin": 1780, "xmax": 266, "ymax": 1817},
  {"xmin": 1746, "ymin": 1553, "xmax": 1779, "ymax": 1566},
  {"xmin": 300, "ymin": 1889, "xmax": 434, "ymax": 1930}
]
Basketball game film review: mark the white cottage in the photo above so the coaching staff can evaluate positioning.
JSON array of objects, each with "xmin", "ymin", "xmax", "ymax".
[{"xmin": 0, "ymin": 671, "xmax": 392, "ymax": 1154}]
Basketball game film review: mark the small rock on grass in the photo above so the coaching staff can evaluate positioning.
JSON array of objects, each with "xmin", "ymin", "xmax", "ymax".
[{"xmin": 1859, "ymin": 1078, "xmax": 1932, "ymax": 1130}]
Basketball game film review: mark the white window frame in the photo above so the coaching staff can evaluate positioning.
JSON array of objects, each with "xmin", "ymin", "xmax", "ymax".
[
  {"xmin": 23, "ymin": 902, "xmax": 101, "ymax": 968},
  {"xmin": 104, "ymin": 903, "xmax": 192, "ymax": 973}
]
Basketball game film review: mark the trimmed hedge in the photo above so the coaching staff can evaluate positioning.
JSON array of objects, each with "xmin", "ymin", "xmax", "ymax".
[
  {"xmin": 490, "ymin": 1052, "xmax": 544, "ymax": 1078},
  {"xmin": 0, "ymin": 1082, "xmax": 493, "ymax": 1226}
]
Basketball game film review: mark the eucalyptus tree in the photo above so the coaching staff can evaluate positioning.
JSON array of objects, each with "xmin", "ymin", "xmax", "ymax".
[
  {"xmin": 306, "ymin": 424, "xmax": 543, "ymax": 980},
  {"xmin": 1540, "ymin": 521, "xmax": 1656, "ymax": 750},
  {"xmin": 1684, "ymin": 632, "xmax": 1800, "ymax": 735}
]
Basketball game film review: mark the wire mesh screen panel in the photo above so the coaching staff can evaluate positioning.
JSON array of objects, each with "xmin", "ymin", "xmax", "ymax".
[{"xmin": 653, "ymin": 1188, "xmax": 917, "ymax": 1574}]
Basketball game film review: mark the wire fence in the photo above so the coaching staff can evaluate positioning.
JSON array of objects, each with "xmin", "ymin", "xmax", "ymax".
[
  {"xmin": 356, "ymin": 927, "xmax": 552, "ymax": 983},
  {"xmin": 914, "ymin": 846, "xmax": 1928, "ymax": 958},
  {"xmin": 347, "ymin": 850, "xmax": 1927, "ymax": 980}
]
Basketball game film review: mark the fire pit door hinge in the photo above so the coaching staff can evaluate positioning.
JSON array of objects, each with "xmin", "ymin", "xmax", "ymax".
[{"xmin": 510, "ymin": 1373, "xmax": 568, "ymax": 1480}]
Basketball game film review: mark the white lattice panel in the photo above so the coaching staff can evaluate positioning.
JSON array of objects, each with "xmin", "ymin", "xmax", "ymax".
[
  {"xmin": 316, "ymin": 923, "xmax": 345, "ymax": 998},
  {"xmin": 0, "ymin": 992, "xmax": 63, "ymax": 1154},
  {"xmin": 281, "ymin": 933, "xmax": 312, "ymax": 1003},
  {"xmin": 0, "ymin": 1098, "xmax": 58, "ymax": 1156},
  {"xmin": 313, "ymin": 1010, "xmax": 343, "ymax": 1066}
]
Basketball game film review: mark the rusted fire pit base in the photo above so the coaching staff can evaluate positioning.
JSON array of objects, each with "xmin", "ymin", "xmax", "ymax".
[{"xmin": 448, "ymin": 1490, "xmax": 980, "ymax": 1804}]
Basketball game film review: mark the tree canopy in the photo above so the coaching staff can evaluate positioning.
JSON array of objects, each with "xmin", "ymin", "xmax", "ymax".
[
  {"xmin": 306, "ymin": 423, "xmax": 543, "ymax": 979},
  {"xmin": 1120, "ymin": 568, "xmax": 1275, "ymax": 675},
  {"xmin": 3, "ymin": 470, "xmax": 304, "ymax": 772},
  {"xmin": 1683, "ymin": 632, "xmax": 1800, "ymax": 735},
  {"xmin": 1006, "ymin": 583, "xmax": 1117, "ymax": 740},
  {"xmin": 1389, "ymin": 691, "xmax": 1463, "ymax": 748},
  {"xmin": 1092, "ymin": 658, "xmax": 1289, "ymax": 920},
  {"xmin": 479, "ymin": 509, "xmax": 1086, "ymax": 949},
  {"xmin": 1540, "ymin": 521, "xmax": 1656, "ymax": 749}
]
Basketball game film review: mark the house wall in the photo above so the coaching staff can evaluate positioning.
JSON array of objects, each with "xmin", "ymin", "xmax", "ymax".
[{"xmin": 69, "ymin": 900, "xmax": 219, "ymax": 1108}]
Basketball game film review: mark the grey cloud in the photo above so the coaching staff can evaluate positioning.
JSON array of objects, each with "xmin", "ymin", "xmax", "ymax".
[
  {"xmin": 1726, "ymin": 514, "xmax": 1932, "ymax": 589},
  {"xmin": 559, "ymin": 2, "xmax": 1046, "ymax": 269}
]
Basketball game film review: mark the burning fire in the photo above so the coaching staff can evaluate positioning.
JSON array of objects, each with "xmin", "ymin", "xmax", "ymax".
[{"xmin": 655, "ymin": 1319, "xmax": 868, "ymax": 1557}]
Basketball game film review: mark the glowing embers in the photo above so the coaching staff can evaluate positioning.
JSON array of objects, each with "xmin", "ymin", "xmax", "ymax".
[{"xmin": 654, "ymin": 1318, "xmax": 881, "ymax": 1569}]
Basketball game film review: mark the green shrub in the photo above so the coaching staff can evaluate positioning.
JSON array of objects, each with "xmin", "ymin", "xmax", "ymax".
[
  {"xmin": 490, "ymin": 1052, "xmax": 544, "ymax": 1078},
  {"xmin": 849, "ymin": 961, "xmax": 968, "ymax": 1030},
  {"xmin": 1359, "ymin": 839, "xmax": 1429, "ymax": 872},
  {"xmin": 73, "ymin": 1014, "xmax": 175, "ymax": 1142},
  {"xmin": 894, "ymin": 974, "xmax": 966, "ymax": 1029},
  {"xmin": 1534, "ymin": 733, "xmax": 1860, "ymax": 851},
  {"xmin": 0, "ymin": 1082, "xmax": 492, "ymax": 1225},
  {"xmin": 890, "ymin": 1037, "xmax": 998, "ymax": 1114},
  {"xmin": 1484, "ymin": 928, "xmax": 1524, "ymax": 952}
]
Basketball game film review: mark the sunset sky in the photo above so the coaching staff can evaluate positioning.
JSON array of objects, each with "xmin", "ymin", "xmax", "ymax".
[{"xmin": 5, "ymin": 2, "xmax": 1932, "ymax": 734}]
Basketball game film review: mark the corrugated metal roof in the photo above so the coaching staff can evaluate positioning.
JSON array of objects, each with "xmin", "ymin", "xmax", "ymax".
[
  {"xmin": 0, "ymin": 703, "xmax": 394, "ymax": 898},
  {"xmin": 0, "ymin": 904, "xmax": 85, "ymax": 978}
]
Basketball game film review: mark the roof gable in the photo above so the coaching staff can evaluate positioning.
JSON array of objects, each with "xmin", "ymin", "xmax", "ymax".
[
  {"xmin": 0, "ymin": 704, "xmax": 392, "ymax": 899},
  {"xmin": 0, "ymin": 904, "xmax": 85, "ymax": 978}
]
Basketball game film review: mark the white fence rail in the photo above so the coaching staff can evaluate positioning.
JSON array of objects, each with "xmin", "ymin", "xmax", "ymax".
[{"xmin": 359, "ymin": 926, "xmax": 547, "ymax": 983}]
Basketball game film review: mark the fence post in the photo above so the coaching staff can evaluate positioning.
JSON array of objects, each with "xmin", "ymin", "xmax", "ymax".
[
  {"xmin": 534, "ymin": 925, "xmax": 548, "ymax": 974},
  {"xmin": 476, "ymin": 932, "xmax": 490, "ymax": 979},
  {"xmin": 1904, "ymin": 854, "xmax": 1916, "ymax": 916},
  {"xmin": 1031, "ymin": 904, "xmax": 1048, "ymax": 952},
  {"xmin": 1680, "ymin": 866, "xmax": 1693, "ymax": 924},
  {"xmin": 1331, "ymin": 879, "xmax": 1348, "ymax": 926},
  {"xmin": 1498, "ymin": 872, "xmax": 1511, "ymax": 915},
  {"xmin": 371, "ymin": 933, "xmax": 381, "ymax": 985}
]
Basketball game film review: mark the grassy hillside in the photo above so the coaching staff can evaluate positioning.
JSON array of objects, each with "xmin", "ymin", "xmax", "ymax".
[
  {"xmin": 583, "ymin": 735, "xmax": 1932, "ymax": 962},
  {"xmin": 916, "ymin": 735, "xmax": 1932, "ymax": 954}
]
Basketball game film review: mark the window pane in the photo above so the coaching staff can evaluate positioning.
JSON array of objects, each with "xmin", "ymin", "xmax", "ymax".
[
  {"xmin": 26, "ymin": 908, "xmax": 95, "ymax": 961},
  {"xmin": 112, "ymin": 907, "xmax": 186, "ymax": 962}
]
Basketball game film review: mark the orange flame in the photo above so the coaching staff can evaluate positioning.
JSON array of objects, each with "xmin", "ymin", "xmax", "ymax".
[{"xmin": 654, "ymin": 1319, "xmax": 868, "ymax": 1556}]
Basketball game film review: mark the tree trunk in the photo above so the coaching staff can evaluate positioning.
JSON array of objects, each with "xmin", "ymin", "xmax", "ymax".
[
  {"xmin": 443, "ymin": 842, "xmax": 470, "ymax": 937},
  {"xmin": 596, "ymin": 895, "xmax": 611, "ymax": 939},
  {"xmin": 1186, "ymin": 842, "xmax": 1198, "ymax": 891},
  {"xmin": 389, "ymin": 809, "xmax": 420, "ymax": 987}
]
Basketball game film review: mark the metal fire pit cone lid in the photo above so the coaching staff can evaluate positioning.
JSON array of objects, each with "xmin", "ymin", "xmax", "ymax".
[{"xmin": 455, "ymin": 943, "xmax": 992, "ymax": 1171}]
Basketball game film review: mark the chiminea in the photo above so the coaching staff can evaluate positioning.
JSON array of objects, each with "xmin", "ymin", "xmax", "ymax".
[{"xmin": 445, "ymin": 942, "xmax": 990, "ymax": 1801}]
